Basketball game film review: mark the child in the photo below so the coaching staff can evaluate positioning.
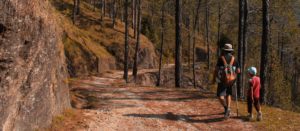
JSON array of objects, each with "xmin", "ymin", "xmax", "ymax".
[{"xmin": 247, "ymin": 67, "xmax": 262, "ymax": 121}]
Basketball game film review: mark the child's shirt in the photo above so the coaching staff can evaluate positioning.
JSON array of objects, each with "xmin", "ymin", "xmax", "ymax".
[{"xmin": 248, "ymin": 76, "xmax": 261, "ymax": 99}]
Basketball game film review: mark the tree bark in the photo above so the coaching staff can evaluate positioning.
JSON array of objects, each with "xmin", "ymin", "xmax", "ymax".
[
  {"xmin": 187, "ymin": 16, "xmax": 191, "ymax": 69},
  {"xmin": 237, "ymin": 0, "xmax": 244, "ymax": 98},
  {"xmin": 72, "ymin": 0, "xmax": 78, "ymax": 24},
  {"xmin": 100, "ymin": 0, "xmax": 103, "ymax": 20},
  {"xmin": 217, "ymin": 1, "xmax": 221, "ymax": 57},
  {"xmin": 76, "ymin": 0, "xmax": 80, "ymax": 15},
  {"xmin": 112, "ymin": 0, "xmax": 117, "ymax": 28},
  {"xmin": 242, "ymin": 0, "xmax": 248, "ymax": 98},
  {"xmin": 192, "ymin": 0, "xmax": 202, "ymax": 88},
  {"xmin": 123, "ymin": 0, "xmax": 129, "ymax": 82},
  {"xmin": 260, "ymin": 0, "xmax": 270, "ymax": 103},
  {"xmin": 157, "ymin": 3, "xmax": 165, "ymax": 87},
  {"xmin": 103, "ymin": 0, "xmax": 106, "ymax": 17},
  {"xmin": 93, "ymin": 0, "xmax": 96, "ymax": 11},
  {"xmin": 205, "ymin": 0, "xmax": 210, "ymax": 88},
  {"xmin": 132, "ymin": 0, "xmax": 141, "ymax": 79},
  {"xmin": 134, "ymin": 0, "xmax": 138, "ymax": 38},
  {"xmin": 175, "ymin": 0, "xmax": 182, "ymax": 88},
  {"xmin": 132, "ymin": 0, "xmax": 135, "ymax": 28}
]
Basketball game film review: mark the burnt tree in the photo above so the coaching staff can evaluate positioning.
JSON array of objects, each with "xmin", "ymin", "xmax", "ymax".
[
  {"xmin": 260, "ymin": 0, "xmax": 270, "ymax": 103},
  {"xmin": 123, "ymin": 0, "xmax": 129, "ymax": 82},
  {"xmin": 237, "ymin": 0, "xmax": 244, "ymax": 98},
  {"xmin": 217, "ymin": 1, "xmax": 221, "ymax": 57},
  {"xmin": 112, "ymin": 0, "xmax": 117, "ymax": 28},
  {"xmin": 175, "ymin": 0, "xmax": 182, "ymax": 87},
  {"xmin": 192, "ymin": 0, "xmax": 201, "ymax": 88},
  {"xmin": 157, "ymin": 2, "xmax": 166, "ymax": 87},
  {"xmin": 242, "ymin": 0, "xmax": 249, "ymax": 97},
  {"xmin": 132, "ymin": 0, "xmax": 141, "ymax": 79},
  {"xmin": 205, "ymin": 0, "xmax": 210, "ymax": 71}
]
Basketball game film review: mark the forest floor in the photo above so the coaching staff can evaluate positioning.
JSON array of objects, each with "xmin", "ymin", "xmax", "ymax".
[{"xmin": 47, "ymin": 69, "xmax": 262, "ymax": 131}]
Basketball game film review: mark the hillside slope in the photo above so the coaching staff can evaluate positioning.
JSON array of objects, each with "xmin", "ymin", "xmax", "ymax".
[
  {"xmin": 0, "ymin": 0, "xmax": 70, "ymax": 130},
  {"xmin": 52, "ymin": 0, "xmax": 158, "ymax": 77}
]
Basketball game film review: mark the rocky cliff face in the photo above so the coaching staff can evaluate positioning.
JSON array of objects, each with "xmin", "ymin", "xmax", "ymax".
[{"xmin": 0, "ymin": 0, "xmax": 70, "ymax": 130}]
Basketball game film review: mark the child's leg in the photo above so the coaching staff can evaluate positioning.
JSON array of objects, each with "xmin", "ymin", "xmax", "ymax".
[
  {"xmin": 247, "ymin": 97, "xmax": 253, "ymax": 114},
  {"xmin": 254, "ymin": 98, "xmax": 262, "ymax": 121},
  {"xmin": 254, "ymin": 98, "xmax": 261, "ymax": 113}
]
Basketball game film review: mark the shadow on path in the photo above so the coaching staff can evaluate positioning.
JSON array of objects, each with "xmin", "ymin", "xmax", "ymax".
[{"xmin": 124, "ymin": 112, "xmax": 228, "ymax": 123}]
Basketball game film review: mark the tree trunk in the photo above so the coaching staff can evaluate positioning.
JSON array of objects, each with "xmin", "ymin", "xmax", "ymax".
[
  {"xmin": 280, "ymin": 35, "xmax": 284, "ymax": 64},
  {"xmin": 187, "ymin": 16, "xmax": 191, "ymax": 69},
  {"xmin": 100, "ymin": 0, "xmax": 103, "ymax": 20},
  {"xmin": 192, "ymin": 0, "xmax": 202, "ymax": 88},
  {"xmin": 76, "ymin": 0, "xmax": 80, "ymax": 15},
  {"xmin": 112, "ymin": 0, "xmax": 116, "ymax": 28},
  {"xmin": 175, "ymin": 0, "xmax": 182, "ymax": 88},
  {"xmin": 277, "ymin": 31, "xmax": 280, "ymax": 57},
  {"xmin": 205, "ymin": 0, "xmax": 210, "ymax": 88},
  {"xmin": 134, "ymin": 0, "xmax": 138, "ymax": 38},
  {"xmin": 237, "ymin": 0, "xmax": 244, "ymax": 98},
  {"xmin": 132, "ymin": 0, "xmax": 135, "ymax": 28},
  {"xmin": 93, "ymin": 0, "xmax": 96, "ymax": 11},
  {"xmin": 123, "ymin": 0, "xmax": 129, "ymax": 82},
  {"xmin": 260, "ymin": 0, "xmax": 270, "ymax": 103},
  {"xmin": 119, "ymin": 0, "xmax": 124, "ymax": 22},
  {"xmin": 242, "ymin": 0, "xmax": 248, "ymax": 98},
  {"xmin": 157, "ymin": 3, "xmax": 165, "ymax": 87},
  {"xmin": 217, "ymin": 1, "xmax": 221, "ymax": 57},
  {"xmin": 132, "ymin": 0, "xmax": 141, "ymax": 79},
  {"xmin": 103, "ymin": 0, "xmax": 106, "ymax": 17},
  {"xmin": 72, "ymin": 0, "xmax": 78, "ymax": 24}
]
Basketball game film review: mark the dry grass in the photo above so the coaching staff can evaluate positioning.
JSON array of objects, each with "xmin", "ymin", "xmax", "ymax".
[
  {"xmin": 208, "ymin": 83, "xmax": 300, "ymax": 131},
  {"xmin": 236, "ymin": 102, "xmax": 300, "ymax": 131},
  {"xmin": 51, "ymin": 0, "xmax": 155, "ymax": 59},
  {"xmin": 41, "ymin": 109, "xmax": 89, "ymax": 131}
]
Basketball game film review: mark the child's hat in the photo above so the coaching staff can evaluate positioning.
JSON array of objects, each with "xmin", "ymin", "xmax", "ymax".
[{"xmin": 247, "ymin": 67, "xmax": 257, "ymax": 75}]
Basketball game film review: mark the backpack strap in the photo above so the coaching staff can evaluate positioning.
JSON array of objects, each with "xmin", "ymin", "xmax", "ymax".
[
  {"xmin": 221, "ymin": 56, "xmax": 228, "ymax": 65},
  {"xmin": 229, "ymin": 56, "xmax": 235, "ymax": 66}
]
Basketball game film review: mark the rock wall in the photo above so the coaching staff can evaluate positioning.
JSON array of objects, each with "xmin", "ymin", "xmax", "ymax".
[{"xmin": 0, "ymin": 0, "xmax": 70, "ymax": 130}]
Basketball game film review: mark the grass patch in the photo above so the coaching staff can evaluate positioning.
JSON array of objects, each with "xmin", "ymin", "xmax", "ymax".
[
  {"xmin": 226, "ymin": 99, "xmax": 300, "ymax": 130},
  {"xmin": 41, "ymin": 109, "xmax": 87, "ymax": 131}
]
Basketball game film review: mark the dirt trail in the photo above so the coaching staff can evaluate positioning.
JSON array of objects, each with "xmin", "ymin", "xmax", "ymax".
[{"xmin": 68, "ymin": 69, "xmax": 256, "ymax": 131}]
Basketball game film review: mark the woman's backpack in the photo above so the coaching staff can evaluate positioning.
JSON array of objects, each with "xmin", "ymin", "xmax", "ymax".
[{"xmin": 220, "ymin": 56, "xmax": 237, "ymax": 86}]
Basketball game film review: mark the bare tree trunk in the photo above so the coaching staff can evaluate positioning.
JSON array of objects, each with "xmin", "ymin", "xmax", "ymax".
[
  {"xmin": 112, "ymin": 0, "xmax": 117, "ymax": 28},
  {"xmin": 119, "ymin": 0, "xmax": 124, "ymax": 22},
  {"xmin": 175, "ymin": 0, "xmax": 182, "ymax": 88},
  {"xmin": 123, "ymin": 0, "xmax": 129, "ymax": 82},
  {"xmin": 205, "ymin": 0, "xmax": 210, "ymax": 88},
  {"xmin": 157, "ymin": 3, "xmax": 165, "ymax": 87},
  {"xmin": 187, "ymin": 16, "xmax": 191, "ymax": 69},
  {"xmin": 277, "ymin": 31, "xmax": 280, "ymax": 57},
  {"xmin": 260, "ymin": 0, "xmax": 270, "ymax": 103},
  {"xmin": 73, "ymin": 0, "xmax": 78, "ymax": 24},
  {"xmin": 103, "ymin": 0, "xmax": 106, "ymax": 17},
  {"xmin": 292, "ymin": 67, "xmax": 298, "ymax": 101},
  {"xmin": 76, "ymin": 0, "xmax": 80, "ymax": 15},
  {"xmin": 242, "ymin": 0, "xmax": 248, "ymax": 98},
  {"xmin": 132, "ymin": 0, "xmax": 135, "ymax": 28},
  {"xmin": 100, "ymin": 0, "xmax": 104, "ymax": 20},
  {"xmin": 93, "ymin": 0, "xmax": 96, "ymax": 11},
  {"xmin": 132, "ymin": 0, "xmax": 141, "ymax": 79},
  {"xmin": 134, "ymin": 0, "xmax": 138, "ymax": 38},
  {"xmin": 217, "ymin": 1, "xmax": 221, "ymax": 57},
  {"xmin": 192, "ymin": 0, "xmax": 202, "ymax": 88},
  {"xmin": 237, "ymin": 0, "xmax": 244, "ymax": 98},
  {"xmin": 280, "ymin": 34, "xmax": 284, "ymax": 64}
]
